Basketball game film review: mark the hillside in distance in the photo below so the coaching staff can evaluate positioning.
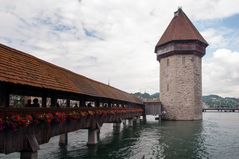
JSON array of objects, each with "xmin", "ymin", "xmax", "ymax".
[
  {"xmin": 132, "ymin": 92, "xmax": 159, "ymax": 101},
  {"xmin": 132, "ymin": 92, "xmax": 239, "ymax": 108},
  {"xmin": 202, "ymin": 95, "xmax": 239, "ymax": 108}
]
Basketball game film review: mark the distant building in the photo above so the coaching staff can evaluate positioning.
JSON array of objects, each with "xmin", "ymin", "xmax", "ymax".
[{"xmin": 154, "ymin": 8, "xmax": 208, "ymax": 120}]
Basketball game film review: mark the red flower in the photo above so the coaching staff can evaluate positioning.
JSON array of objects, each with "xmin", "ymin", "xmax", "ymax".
[
  {"xmin": 20, "ymin": 119, "xmax": 27, "ymax": 125},
  {"xmin": 45, "ymin": 113, "xmax": 54, "ymax": 124},
  {"xmin": 26, "ymin": 115, "xmax": 33, "ymax": 122},
  {"xmin": 13, "ymin": 115, "xmax": 22, "ymax": 122},
  {"xmin": 88, "ymin": 111, "xmax": 94, "ymax": 116},
  {"xmin": 80, "ymin": 111, "xmax": 88, "ymax": 117},
  {"xmin": 55, "ymin": 112, "xmax": 66, "ymax": 123}
]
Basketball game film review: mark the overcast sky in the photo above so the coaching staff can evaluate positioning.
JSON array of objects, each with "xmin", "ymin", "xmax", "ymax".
[{"xmin": 0, "ymin": 0, "xmax": 239, "ymax": 97}]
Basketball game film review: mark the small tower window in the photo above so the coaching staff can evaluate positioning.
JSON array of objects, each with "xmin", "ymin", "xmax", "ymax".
[
  {"xmin": 167, "ymin": 58, "xmax": 169, "ymax": 67},
  {"xmin": 167, "ymin": 84, "xmax": 169, "ymax": 91},
  {"xmin": 182, "ymin": 56, "xmax": 185, "ymax": 65},
  {"xmin": 191, "ymin": 56, "xmax": 194, "ymax": 62}
]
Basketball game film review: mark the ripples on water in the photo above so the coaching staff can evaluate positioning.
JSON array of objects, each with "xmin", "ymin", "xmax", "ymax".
[{"xmin": 1, "ymin": 112, "xmax": 239, "ymax": 159}]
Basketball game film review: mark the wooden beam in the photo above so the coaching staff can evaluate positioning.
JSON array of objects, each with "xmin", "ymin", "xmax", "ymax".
[
  {"xmin": 41, "ymin": 96, "xmax": 47, "ymax": 108},
  {"xmin": 51, "ymin": 97, "xmax": 57, "ymax": 108},
  {"xmin": 80, "ymin": 99, "xmax": 86, "ymax": 107},
  {"xmin": 95, "ymin": 100, "xmax": 100, "ymax": 108},
  {"xmin": 26, "ymin": 135, "xmax": 40, "ymax": 152},
  {"xmin": 108, "ymin": 102, "xmax": 111, "ymax": 108},
  {"xmin": 0, "ymin": 86, "xmax": 9, "ymax": 107},
  {"xmin": 66, "ymin": 99, "xmax": 70, "ymax": 108},
  {"xmin": 59, "ymin": 133, "xmax": 68, "ymax": 146}
]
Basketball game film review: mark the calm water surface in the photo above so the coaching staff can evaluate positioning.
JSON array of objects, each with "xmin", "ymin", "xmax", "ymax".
[{"xmin": 1, "ymin": 112, "xmax": 239, "ymax": 159}]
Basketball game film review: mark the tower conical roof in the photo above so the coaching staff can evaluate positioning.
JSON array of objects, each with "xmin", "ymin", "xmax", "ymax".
[{"xmin": 155, "ymin": 8, "xmax": 208, "ymax": 51}]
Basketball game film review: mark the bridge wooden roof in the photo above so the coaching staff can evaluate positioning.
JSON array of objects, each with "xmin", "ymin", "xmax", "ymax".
[
  {"xmin": 155, "ymin": 8, "xmax": 208, "ymax": 51},
  {"xmin": 0, "ymin": 43, "xmax": 142, "ymax": 104},
  {"xmin": 144, "ymin": 99, "xmax": 161, "ymax": 104}
]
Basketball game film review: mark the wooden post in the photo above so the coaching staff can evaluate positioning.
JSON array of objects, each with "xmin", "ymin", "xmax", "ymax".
[
  {"xmin": 142, "ymin": 105, "xmax": 147, "ymax": 122},
  {"xmin": 51, "ymin": 97, "xmax": 57, "ymax": 107},
  {"xmin": 108, "ymin": 102, "xmax": 111, "ymax": 108},
  {"xmin": 59, "ymin": 133, "xmax": 68, "ymax": 146},
  {"xmin": 20, "ymin": 135, "xmax": 39, "ymax": 159},
  {"xmin": 113, "ymin": 123, "xmax": 121, "ymax": 134},
  {"xmin": 41, "ymin": 96, "xmax": 47, "ymax": 108},
  {"xmin": 134, "ymin": 116, "xmax": 140, "ymax": 123},
  {"xmin": 97, "ymin": 129, "xmax": 100, "ymax": 142},
  {"xmin": 80, "ymin": 99, "xmax": 86, "ymax": 107},
  {"xmin": 95, "ymin": 100, "xmax": 100, "ymax": 108},
  {"xmin": 66, "ymin": 99, "xmax": 70, "ymax": 107},
  {"xmin": 143, "ymin": 114, "xmax": 147, "ymax": 123},
  {"xmin": 0, "ymin": 87, "xmax": 9, "ymax": 107},
  {"xmin": 87, "ymin": 129, "xmax": 98, "ymax": 145},
  {"xmin": 128, "ymin": 119, "xmax": 133, "ymax": 127}
]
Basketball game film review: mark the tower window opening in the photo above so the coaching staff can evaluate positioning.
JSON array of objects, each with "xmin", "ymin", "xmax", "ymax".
[
  {"xmin": 167, "ymin": 58, "xmax": 169, "ymax": 67},
  {"xmin": 182, "ymin": 56, "xmax": 185, "ymax": 65},
  {"xmin": 191, "ymin": 56, "xmax": 194, "ymax": 62}
]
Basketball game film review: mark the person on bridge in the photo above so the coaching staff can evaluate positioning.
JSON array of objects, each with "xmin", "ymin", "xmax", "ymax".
[
  {"xmin": 32, "ymin": 98, "xmax": 40, "ymax": 107},
  {"xmin": 74, "ymin": 103, "xmax": 78, "ymax": 108},
  {"xmin": 25, "ymin": 99, "xmax": 32, "ymax": 107},
  {"xmin": 87, "ymin": 102, "xmax": 93, "ymax": 108}
]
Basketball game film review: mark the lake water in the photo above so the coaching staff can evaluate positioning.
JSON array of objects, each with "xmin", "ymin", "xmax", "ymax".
[{"xmin": 1, "ymin": 112, "xmax": 239, "ymax": 159}]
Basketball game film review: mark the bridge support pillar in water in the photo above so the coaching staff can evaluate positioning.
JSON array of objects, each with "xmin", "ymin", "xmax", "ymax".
[
  {"xmin": 97, "ymin": 129, "xmax": 100, "ymax": 142},
  {"xmin": 113, "ymin": 123, "xmax": 121, "ymax": 133},
  {"xmin": 59, "ymin": 133, "xmax": 68, "ymax": 146},
  {"xmin": 20, "ymin": 151, "xmax": 38, "ymax": 159},
  {"xmin": 87, "ymin": 129, "xmax": 99, "ymax": 145},
  {"xmin": 142, "ymin": 114, "xmax": 147, "ymax": 122},
  {"xmin": 122, "ymin": 120, "xmax": 127, "ymax": 126},
  {"xmin": 128, "ymin": 119, "xmax": 133, "ymax": 127},
  {"xmin": 20, "ymin": 134, "xmax": 39, "ymax": 159},
  {"xmin": 135, "ymin": 116, "xmax": 140, "ymax": 123}
]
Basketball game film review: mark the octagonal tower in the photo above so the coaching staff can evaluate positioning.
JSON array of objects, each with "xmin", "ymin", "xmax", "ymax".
[{"xmin": 155, "ymin": 8, "xmax": 208, "ymax": 120}]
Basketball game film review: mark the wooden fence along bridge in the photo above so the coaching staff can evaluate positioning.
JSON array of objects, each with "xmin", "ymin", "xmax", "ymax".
[{"xmin": 0, "ymin": 43, "xmax": 147, "ymax": 159}]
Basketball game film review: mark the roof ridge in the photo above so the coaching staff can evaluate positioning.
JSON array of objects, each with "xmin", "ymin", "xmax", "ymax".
[{"xmin": 155, "ymin": 8, "xmax": 208, "ymax": 50}]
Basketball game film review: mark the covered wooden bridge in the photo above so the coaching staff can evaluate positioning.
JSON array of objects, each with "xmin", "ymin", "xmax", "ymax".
[
  {"xmin": 0, "ymin": 43, "xmax": 145, "ymax": 159},
  {"xmin": 144, "ymin": 99, "xmax": 161, "ymax": 116}
]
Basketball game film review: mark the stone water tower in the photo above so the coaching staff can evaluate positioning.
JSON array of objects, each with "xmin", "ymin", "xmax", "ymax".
[{"xmin": 155, "ymin": 8, "xmax": 208, "ymax": 120}]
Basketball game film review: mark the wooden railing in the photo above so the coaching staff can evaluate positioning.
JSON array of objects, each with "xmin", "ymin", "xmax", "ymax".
[{"xmin": 0, "ymin": 107, "xmax": 143, "ymax": 154}]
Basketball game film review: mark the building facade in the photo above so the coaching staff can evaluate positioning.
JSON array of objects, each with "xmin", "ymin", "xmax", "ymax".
[{"xmin": 155, "ymin": 8, "xmax": 208, "ymax": 120}]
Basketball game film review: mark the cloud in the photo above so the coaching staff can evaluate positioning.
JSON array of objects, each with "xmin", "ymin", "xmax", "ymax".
[
  {"xmin": 182, "ymin": 0, "xmax": 239, "ymax": 20},
  {"xmin": 203, "ymin": 49, "xmax": 239, "ymax": 97},
  {"xmin": 201, "ymin": 28, "xmax": 231, "ymax": 48},
  {"xmin": 0, "ymin": 0, "xmax": 239, "ymax": 95}
]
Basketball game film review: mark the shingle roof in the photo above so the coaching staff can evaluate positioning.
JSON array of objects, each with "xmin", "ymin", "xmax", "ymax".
[
  {"xmin": 0, "ymin": 43, "xmax": 142, "ymax": 104},
  {"xmin": 155, "ymin": 8, "xmax": 208, "ymax": 50}
]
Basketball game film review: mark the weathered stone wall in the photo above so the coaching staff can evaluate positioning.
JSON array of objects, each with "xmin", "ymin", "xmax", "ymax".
[{"xmin": 160, "ymin": 54, "xmax": 202, "ymax": 120}]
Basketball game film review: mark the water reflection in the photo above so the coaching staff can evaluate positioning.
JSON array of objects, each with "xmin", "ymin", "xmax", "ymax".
[
  {"xmin": 156, "ymin": 121, "xmax": 208, "ymax": 159},
  {"xmin": 83, "ymin": 124, "xmax": 144, "ymax": 159},
  {"xmin": 80, "ymin": 120, "xmax": 208, "ymax": 159}
]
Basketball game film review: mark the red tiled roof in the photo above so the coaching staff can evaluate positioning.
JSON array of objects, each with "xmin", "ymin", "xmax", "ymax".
[
  {"xmin": 0, "ymin": 43, "xmax": 142, "ymax": 104},
  {"xmin": 155, "ymin": 8, "xmax": 208, "ymax": 49}
]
